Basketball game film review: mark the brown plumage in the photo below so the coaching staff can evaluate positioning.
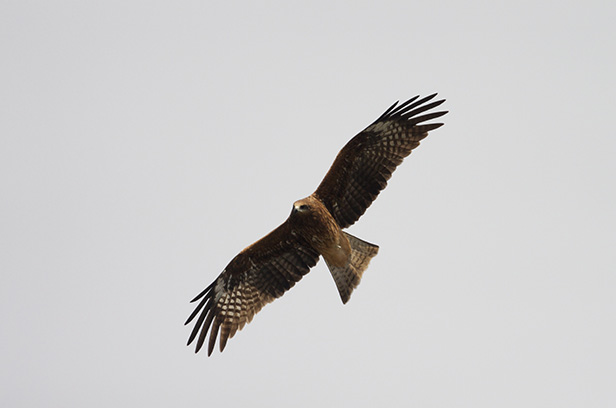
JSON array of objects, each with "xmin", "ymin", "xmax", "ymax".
[{"xmin": 186, "ymin": 93, "xmax": 447, "ymax": 355}]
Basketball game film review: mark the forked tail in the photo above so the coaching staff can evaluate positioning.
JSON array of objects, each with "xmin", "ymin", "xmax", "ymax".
[{"xmin": 324, "ymin": 232, "xmax": 379, "ymax": 304}]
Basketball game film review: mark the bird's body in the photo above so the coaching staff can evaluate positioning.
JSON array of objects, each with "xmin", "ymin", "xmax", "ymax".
[
  {"xmin": 291, "ymin": 196, "xmax": 352, "ymax": 268},
  {"xmin": 186, "ymin": 94, "xmax": 448, "ymax": 355}
]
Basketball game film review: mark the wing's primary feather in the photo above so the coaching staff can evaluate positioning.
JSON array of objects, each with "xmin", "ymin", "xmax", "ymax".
[
  {"xmin": 185, "ymin": 221, "xmax": 320, "ymax": 355},
  {"xmin": 314, "ymin": 94, "xmax": 447, "ymax": 228}
]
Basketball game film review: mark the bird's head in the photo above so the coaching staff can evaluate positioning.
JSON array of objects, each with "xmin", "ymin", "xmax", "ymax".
[{"xmin": 291, "ymin": 198, "xmax": 313, "ymax": 216}]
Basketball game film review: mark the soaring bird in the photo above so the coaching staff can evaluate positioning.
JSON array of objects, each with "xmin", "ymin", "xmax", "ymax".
[{"xmin": 186, "ymin": 94, "xmax": 447, "ymax": 355}]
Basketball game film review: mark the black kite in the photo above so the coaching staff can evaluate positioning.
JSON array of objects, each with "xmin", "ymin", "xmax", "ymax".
[{"xmin": 186, "ymin": 94, "xmax": 447, "ymax": 355}]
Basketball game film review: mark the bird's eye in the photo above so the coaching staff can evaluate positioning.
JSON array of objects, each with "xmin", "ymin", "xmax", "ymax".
[{"xmin": 299, "ymin": 204, "xmax": 309, "ymax": 211}]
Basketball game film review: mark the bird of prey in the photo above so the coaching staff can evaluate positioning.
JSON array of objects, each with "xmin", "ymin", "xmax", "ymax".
[{"xmin": 186, "ymin": 93, "xmax": 447, "ymax": 355}]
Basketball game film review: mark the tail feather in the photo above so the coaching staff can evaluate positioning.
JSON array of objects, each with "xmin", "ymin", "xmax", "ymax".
[{"xmin": 324, "ymin": 232, "xmax": 379, "ymax": 304}]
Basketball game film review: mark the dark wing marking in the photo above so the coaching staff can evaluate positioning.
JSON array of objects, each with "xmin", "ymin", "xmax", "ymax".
[
  {"xmin": 185, "ymin": 221, "xmax": 319, "ymax": 355},
  {"xmin": 313, "ymin": 94, "xmax": 447, "ymax": 228}
]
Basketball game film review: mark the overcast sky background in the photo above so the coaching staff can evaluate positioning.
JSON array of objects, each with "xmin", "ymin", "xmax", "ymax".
[{"xmin": 1, "ymin": 1, "xmax": 615, "ymax": 407}]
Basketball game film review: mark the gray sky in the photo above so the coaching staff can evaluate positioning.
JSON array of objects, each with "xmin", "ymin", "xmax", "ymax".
[{"xmin": 1, "ymin": 1, "xmax": 615, "ymax": 407}]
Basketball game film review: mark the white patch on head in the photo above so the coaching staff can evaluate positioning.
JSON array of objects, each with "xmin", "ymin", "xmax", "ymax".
[{"xmin": 293, "ymin": 199, "xmax": 312, "ymax": 213}]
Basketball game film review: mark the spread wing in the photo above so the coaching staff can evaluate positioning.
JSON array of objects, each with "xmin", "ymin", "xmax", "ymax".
[
  {"xmin": 185, "ymin": 221, "xmax": 320, "ymax": 355},
  {"xmin": 314, "ymin": 94, "xmax": 447, "ymax": 228}
]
